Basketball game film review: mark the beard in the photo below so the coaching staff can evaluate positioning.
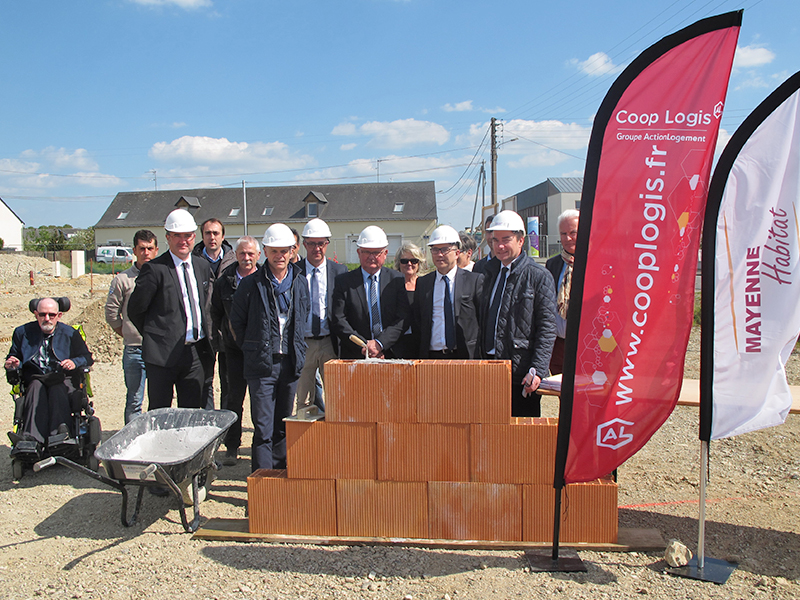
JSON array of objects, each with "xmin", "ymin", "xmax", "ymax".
[{"xmin": 40, "ymin": 321, "xmax": 56, "ymax": 335}]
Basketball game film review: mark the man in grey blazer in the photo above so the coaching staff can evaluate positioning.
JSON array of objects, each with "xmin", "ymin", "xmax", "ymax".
[
  {"xmin": 294, "ymin": 218, "xmax": 347, "ymax": 413},
  {"xmin": 413, "ymin": 225, "xmax": 484, "ymax": 359},
  {"xmin": 128, "ymin": 209, "xmax": 214, "ymax": 410}
]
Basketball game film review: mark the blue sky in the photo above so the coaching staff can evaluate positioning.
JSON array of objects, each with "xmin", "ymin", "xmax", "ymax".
[{"xmin": 1, "ymin": 0, "xmax": 796, "ymax": 230}]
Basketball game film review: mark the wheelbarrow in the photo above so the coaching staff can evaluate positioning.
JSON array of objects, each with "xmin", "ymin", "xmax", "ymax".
[{"xmin": 35, "ymin": 408, "xmax": 237, "ymax": 533}]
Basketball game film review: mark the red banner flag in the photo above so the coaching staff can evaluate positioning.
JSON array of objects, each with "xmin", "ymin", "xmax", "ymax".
[{"xmin": 555, "ymin": 12, "xmax": 741, "ymax": 485}]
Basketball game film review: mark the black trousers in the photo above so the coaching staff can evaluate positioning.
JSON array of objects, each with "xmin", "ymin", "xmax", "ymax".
[
  {"xmin": 146, "ymin": 341, "xmax": 212, "ymax": 410},
  {"xmin": 221, "ymin": 347, "xmax": 247, "ymax": 450},
  {"xmin": 22, "ymin": 378, "xmax": 75, "ymax": 444}
]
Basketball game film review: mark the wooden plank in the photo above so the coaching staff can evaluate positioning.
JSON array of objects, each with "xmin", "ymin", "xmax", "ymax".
[{"xmin": 193, "ymin": 520, "xmax": 665, "ymax": 552}]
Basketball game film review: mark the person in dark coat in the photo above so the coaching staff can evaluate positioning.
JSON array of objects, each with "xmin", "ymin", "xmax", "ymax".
[
  {"xmin": 5, "ymin": 297, "xmax": 93, "ymax": 447},
  {"xmin": 413, "ymin": 225, "xmax": 483, "ymax": 359},
  {"xmin": 229, "ymin": 224, "xmax": 309, "ymax": 471},
  {"xmin": 330, "ymin": 226, "xmax": 410, "ymax": 359},
  {"xmin": 210, "ymin": 235, "xmax": 260, "ymax": 466},
  {"xmin": 128, "ymin": 209, "xmax": 214, "ymax": 410},
  {"xmin": 480, "ymin": 210, "xmax": 557, "ymax": 417},
  {"xmin": 545, "ymin": 209, "xmax": 579, "ymax": 375}
]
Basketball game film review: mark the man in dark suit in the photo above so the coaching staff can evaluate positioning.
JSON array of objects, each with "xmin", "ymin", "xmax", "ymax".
[
  {"xmin": 330, "ymin": 226, "xmax": 410, "ymax": 359},
  {"xmin": 545, "ymin": 209, "xmax": 579, "ymax": 375},
  {"xmin": 295, "ymin": 218, "xmax": 347, "ymax": 413},
  {"xmin": 128, "ymin": 209, "xmax": 214, "ymax": 410},
  {"xmin": 413, "ymin": 225, "xmax": 484, "ymax": 359}
]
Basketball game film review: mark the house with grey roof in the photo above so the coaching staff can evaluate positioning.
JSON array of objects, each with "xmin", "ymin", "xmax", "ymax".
[
  {"xmin": 504, "ymin": 177, "xmax": 582, "ymax": 256},
  {"xmin": 95, "ymin": 182, "xmax": 438, "ymax": 264}
]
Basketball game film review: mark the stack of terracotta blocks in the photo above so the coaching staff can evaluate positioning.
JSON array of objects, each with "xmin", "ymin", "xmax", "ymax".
[{"xmin": 248, "ymin": 360, "xmax": 618, "ymax": 543}]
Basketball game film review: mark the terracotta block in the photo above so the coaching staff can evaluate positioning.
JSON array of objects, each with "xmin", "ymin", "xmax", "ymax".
[
  {"xmin": 471, "ymin": 418, "xmax": 558, "ymax": 484},
  {"xmin": 416, "ymin": 360, "xmax": 511, "ymax": 424},
  {"xmin": 337, "ymin": 479, "xmax": 428, "ymax": 538},
  {"xmin": 377, "ymin": 423, "xmax": 470, "ymax": 482},
  {"xmin": 428, "ymin": 481, "xmax": 522, "ymax": 541},
  {"xmin": 325, "ymin": 359, "xmax": 419, "ymax": 422},
  {"xmin": 247, "ymin": 469, "xmax": 337, "ymax": 536},
  {"xmin": 286, "ymin": 420, "xmax": 376, "ymax": 480},
  {"xmin": 523, "ymin": 479, "xmax": 618, "ymax": 543}
]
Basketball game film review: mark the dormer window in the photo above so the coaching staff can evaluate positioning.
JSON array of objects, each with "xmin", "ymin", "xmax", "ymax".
[
  {"xmin": 229, "ymin": 208, "xmax": 241, "ymax": 217},
  {"xmin": 116, "ymin": 211, "xmax": 129, "ymax": 220},
  {"xmin": 307, "ymin": 202, "xmax": 318, "ymax": 218},
  {"xmin": 393, "ymin": 202, "xmax": 405, "ymax": 213},
  {"xmin": 262, "ymin": 206, "xmax": 274, "ymax": 216}
]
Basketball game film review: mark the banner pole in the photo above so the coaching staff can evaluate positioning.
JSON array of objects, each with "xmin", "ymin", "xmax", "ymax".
[
  {"xmin": 551, "ymin": 486, "xmax": 562, "ymax": 561},
  {"xmin": 698, "ymin": 440, "xmax": 708, "ymax": 569}
]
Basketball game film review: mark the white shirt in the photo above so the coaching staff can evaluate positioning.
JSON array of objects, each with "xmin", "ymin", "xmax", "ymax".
[
  {"xmin": 305, "ymin": 260, "xmax": 329, "ymax": 336},
  {"xmin": 430, "ymin": 266, "xmax": 457, "ymax": 351},
  {"xmin": 169, "ymin": 251, "xmax": 204, "ymax": 343}
]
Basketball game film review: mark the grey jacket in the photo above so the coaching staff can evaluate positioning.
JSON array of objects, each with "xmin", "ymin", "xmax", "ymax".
[
  {"xmin": 480, "ymin": 254, "xmax": 557, "ymax": 382},
  {"xmin": 104, "ymin": 263, "xmax": 143, "ymax": 347}
]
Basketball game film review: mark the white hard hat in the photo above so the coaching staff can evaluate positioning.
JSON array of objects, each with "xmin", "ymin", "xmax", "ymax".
[
  {"xmin": 487, "ymin": 210, "xmax": 525, "ymax": 232},
  {"xmin": 262, "ymin": 223, "xmax": 296, "ymax": 248},
  {"xmin": 302, "ymin": 218, "xmax": 332, "ymax": 238},
  {"xmin": 427, "ymin": 225, "xmax": 460, "ymax": 247},
  {"xmin": 357, "ymin": 225, "xmax": 389, "ymax": 249},
  {"xmin": 164, "ymin": 209, "xmax": 197, "ymax": 233}
]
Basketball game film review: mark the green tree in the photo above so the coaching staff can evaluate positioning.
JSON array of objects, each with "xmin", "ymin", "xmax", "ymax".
[{"xmin": 66, "ymin": 227, "xmax": 95, "ymax": 251}]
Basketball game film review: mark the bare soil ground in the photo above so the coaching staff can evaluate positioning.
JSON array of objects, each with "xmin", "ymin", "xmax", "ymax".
[{"xmin": 0, "ymin": 255, "xmax": 798, "ymax": 599}]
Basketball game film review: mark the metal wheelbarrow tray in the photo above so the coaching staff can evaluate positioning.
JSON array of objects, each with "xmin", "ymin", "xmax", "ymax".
[{"xmin": 36, "ymin": 408, "xmax": 237, "ymax": 533}]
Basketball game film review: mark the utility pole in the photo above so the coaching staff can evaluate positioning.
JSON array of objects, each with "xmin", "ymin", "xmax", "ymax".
[
  {"xmin": 150, "ymin": 169, "xmax": 158, "ymax": 191},
  {"xmin": 490, "ymin": 117, "xmax": 498, "ymax": 207},
  {"xmin": 242, "ymin": 180, "xmax": 248, "ymax": 236}
]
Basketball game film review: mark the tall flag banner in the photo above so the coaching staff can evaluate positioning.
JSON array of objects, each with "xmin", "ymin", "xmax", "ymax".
[
  {"xmin": 700, "ymin": 71, "xmax": 800, "ymax": 441},
  {"xmin": 527, "ymin": 216, "xmax": 540, "ymax": 257},
  {"xmin": 554, "ymin": 12, "xmax": 741, "ymax": 486}
]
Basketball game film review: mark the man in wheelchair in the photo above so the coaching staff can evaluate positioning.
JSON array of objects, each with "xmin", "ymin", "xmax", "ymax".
[{"xmin": 5, "ymin": 297, "xmax": 94, "ymax": 460}]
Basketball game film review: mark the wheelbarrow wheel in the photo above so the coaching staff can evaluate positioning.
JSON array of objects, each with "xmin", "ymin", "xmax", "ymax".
[{"xmin": 11, "ymin": 459, "xmax": 24, "ymax": 481}]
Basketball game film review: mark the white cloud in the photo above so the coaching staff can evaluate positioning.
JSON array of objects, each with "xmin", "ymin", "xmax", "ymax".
[
  {"xmin": 149, "ymin": 135, "xmax": 316, "ymax": 173},
  {"xmin": 332, "ymin": 118, "xmax": 449, "ymax": 148},
  {"xmin": 340, "ymin": 143, "xmax": 357, "ymax": 151},
  {"xmin": 296, "ymin": 153, "xmax": 467, "ymax": 185},
  {"xmin": 0, "ymin": 158, "xmax": 39, "ymax": 174},
  {"xmin": 569, "ymin": 52, "xmax": 624, "ymax": 77},
  {"xmin": 172, "ymin": 122, "xmax": 187, "ymax": 128},
  {"xmin": 129, "ymin": 0, "xmax": 212, "ymax": 9},
  {"xmin": 332, "ymin": 122, "xmax": 358, "ymax": 136},
  {"xmin": 734, "ymin": 72, "xmax": 771, "ymax": 91},
  {"xmin": 443, "ymin": 101, "xmax": 474, "ymax": 112},
  {"xmin": 733, "ymin": 44, "xmax": 775, "ymax": 69},
  {"xmin": 40, "ymin": 147, "xmax": 100, "ymax": 171}
]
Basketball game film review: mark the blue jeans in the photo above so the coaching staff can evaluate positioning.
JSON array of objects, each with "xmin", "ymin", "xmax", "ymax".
[
  {"xmin": 248, "ymin": 355, "xmax": 297, "ymax": 471},
  {"xmin": 123, "ymin": 346, "xmax": 146, "ymax": 424}
]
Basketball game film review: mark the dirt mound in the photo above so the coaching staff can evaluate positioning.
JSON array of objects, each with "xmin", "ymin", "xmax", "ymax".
[{"xmin": 70, "ymin": 296, "xmax": 123, "ymax": 363}]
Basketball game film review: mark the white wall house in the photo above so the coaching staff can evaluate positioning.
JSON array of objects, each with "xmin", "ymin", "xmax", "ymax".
[{"xmin": 0, "ymin": 198, "xmax": 24, "ymax": 251}]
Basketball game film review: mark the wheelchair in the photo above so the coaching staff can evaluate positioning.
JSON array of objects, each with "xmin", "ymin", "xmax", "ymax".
[{"xmin": 6, "ymin": 298, "xmax": 102, "ymax": 480}]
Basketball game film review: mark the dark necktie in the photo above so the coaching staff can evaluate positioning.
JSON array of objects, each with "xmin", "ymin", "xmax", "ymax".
[
  {"xmin": 484, "ymin": 266, "xmax": 508, "ymax": 354},
  {"xmin": 369, "ymin": 274, "xmax": 382, "ymax": 338},
  {"xmin": 443, "ymin": 275, "xmax": 455, "ymax": 350},
  {"xmin": 311, "ymin": 267, "xmax": 321, "ymax": 336},
  {"xmin": 183, "ymin": 262, "xmax": 200, "ymax": 341}
]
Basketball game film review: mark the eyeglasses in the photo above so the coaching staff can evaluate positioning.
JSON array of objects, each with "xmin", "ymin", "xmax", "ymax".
[
  {"xmin": 399, "ymin": 258, "xmax": 420, "ymax": 265},
  {"xmin": 359, "ymin": 249, "xmax": 385, "ymax": 258},
  {"xmin": 430, "ymin": 247, "xmax": 455, "ymax": 256},
  {"xmin": 304, "ymin": 241, "xmax": 329, "ymax": 249},
  {"xmin": 37, "ymin": 312, "xmax": 59, "ymax": 319}
]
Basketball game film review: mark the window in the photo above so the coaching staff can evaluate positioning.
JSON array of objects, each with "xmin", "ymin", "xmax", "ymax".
[
  {"xmin": 262, "ymin": 206, "xmax": 274, "ymax": 216},
  {"xmin": 116, "ymin": 211, "xmax": 129, "ymax": 220},
  {"xmin": 393, "ymin": 203, "xmax": 404, "ymax": 213},
  {"xmin": 307, "ymin": 202, "xmax": 318, "ymax": 218},
  {"xmin": 229, "ymin": 208, "xmax": 241, "ymax": 217}
]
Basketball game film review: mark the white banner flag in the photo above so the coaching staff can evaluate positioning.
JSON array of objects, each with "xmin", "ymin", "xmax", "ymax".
[{"xmin": 711, "ymin": 74, "xmax": 800, "ymax": 440}]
